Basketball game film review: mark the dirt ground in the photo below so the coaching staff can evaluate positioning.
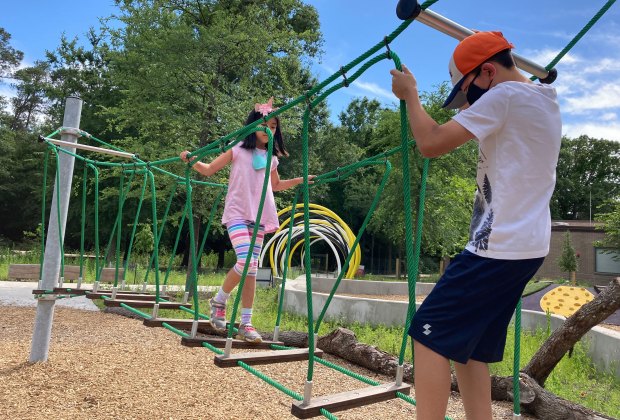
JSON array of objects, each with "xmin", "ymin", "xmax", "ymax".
[{"xmin": 0, "ymin": 305, "xmax": 539, "ymax": 420}]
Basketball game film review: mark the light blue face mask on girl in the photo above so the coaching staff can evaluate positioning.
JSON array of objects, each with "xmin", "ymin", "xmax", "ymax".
[{"xmin": 252, "ymin": 150, "xmax": 267, "ymax": 170}]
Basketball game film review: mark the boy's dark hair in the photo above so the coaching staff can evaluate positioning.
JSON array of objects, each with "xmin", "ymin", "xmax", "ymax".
[
  {"xmin": 470, "ymin": 49, "xmax": 516, "ymax": 78},
  {"xmin": 240, "ymin": 109, "xmax": 288, "ymax": 157}
]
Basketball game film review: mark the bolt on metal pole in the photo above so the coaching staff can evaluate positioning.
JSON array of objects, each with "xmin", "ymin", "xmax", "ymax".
[{"xmin": 30, "ymin": 96, "xmax": 83, "ymax": 363}]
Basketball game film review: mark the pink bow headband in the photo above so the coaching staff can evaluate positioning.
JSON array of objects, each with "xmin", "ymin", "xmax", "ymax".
[{"xmin": 255, "ymin": 97, "xmax": 277, "ymax": 116}]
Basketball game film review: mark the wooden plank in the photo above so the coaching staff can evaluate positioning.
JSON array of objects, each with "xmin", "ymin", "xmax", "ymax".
[
  {"xmin": 103, "ymin": 299, "xmax": 191, "ymax": 309},
  {"xmin": 181, "ymin": 336, "xmax": 284, "ymax": 349},
  {"xmin": 214, "ymin": 348, "xmax": 323, "ymax": 368},
  {"xmin": 86, "ymin": 292, "xmax": 169, "ymax": 301},
  {"xmin": 98, "ymin": 267, "xmax": 125, "ymax": 283},
  {"xmin": 61, "ymin": 265, "xmax": 81, "ymax": 280},
  {"xmin": 8, "ymin": 264, "xmax": 40, "ymax": 280},
  {"xmin": 144, "ymin": 318, "xmax": 217, "ymax": 331},
  {"xmin": 291, "ymin": 382, "xmax": 411, "ymax": 419},
  {"xmin": 54, "ymin": 287, "xmax": 88, "ymax": 295}
]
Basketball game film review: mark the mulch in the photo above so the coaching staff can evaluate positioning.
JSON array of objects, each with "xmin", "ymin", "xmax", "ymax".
[{"xmin": 0, "ymin": 305, "xmax": 532, "ymax": 419}]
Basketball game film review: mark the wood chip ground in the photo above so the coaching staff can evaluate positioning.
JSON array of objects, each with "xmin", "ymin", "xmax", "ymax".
[{"xmin": 0, "ymin": 306, "xmax": 535, "ymax": 419}]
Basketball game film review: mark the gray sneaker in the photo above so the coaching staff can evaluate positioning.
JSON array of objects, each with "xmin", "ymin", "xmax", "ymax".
[
  {"xmin": 209, "ymin": 298, "xmax": 227, "ymax": 330},
  {"xmin": 236, "ymin": 323, "xmax": 263, "ymax": 343}
]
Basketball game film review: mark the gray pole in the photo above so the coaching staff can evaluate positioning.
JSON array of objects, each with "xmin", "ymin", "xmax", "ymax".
[{"xmin": 29, "ymin": 96, "xmax": 83, "ymax": 363}]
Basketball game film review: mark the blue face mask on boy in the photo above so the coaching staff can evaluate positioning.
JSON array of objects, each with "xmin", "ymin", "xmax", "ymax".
[{"xmin": 252, "ymin": 149, "xmax": 267, "ymax": 170}]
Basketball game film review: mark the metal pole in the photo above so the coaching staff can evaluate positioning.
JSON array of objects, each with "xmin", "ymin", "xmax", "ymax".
[
  {"xmin": 416, "ymin": 9, "xmax": 554, "ymax": 81},
  {"xmin": 30, "ymin": 96, "xmax": 83, "ymax": 362}
]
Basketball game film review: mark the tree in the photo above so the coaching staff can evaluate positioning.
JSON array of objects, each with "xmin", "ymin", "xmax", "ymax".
[
  {"xmin": 365, "ymin": 83, "xmax": 477, "ymax": 266},
  {"xmin": 0, "ymin": 28, "xmax": 23, "ymax": 79},
  {"xmin": 10, "ymin": 62, "xmax": 50, "ymax": 130},
  {"xmin": 552, "ymin": 135, "xmax": 620, "ymax": 220},
  {"xmin": 100, "ymin": 0, "xmax": 323, "ymax": 276},
  {"xmin": 557, "ymin": 230, "xmax": 578, "ymax": 284}
]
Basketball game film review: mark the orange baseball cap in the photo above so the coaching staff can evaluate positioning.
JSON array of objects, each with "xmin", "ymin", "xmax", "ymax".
[{"xmin": 442, "ymin": 31, "xmax": 514, "ymax": 109}]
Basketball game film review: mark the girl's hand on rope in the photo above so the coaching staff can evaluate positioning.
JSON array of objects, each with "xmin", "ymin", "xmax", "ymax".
[
  {"xmin": 179, "ymin": 150, "xmax": 197, "ymax": 163},
  {"xmin": 390, "ymin": 64, "xmax": 419, "ymax": 100},
  {"xmin": 293, "ymin": 175, "xmax": 316, "ymax": 186}
]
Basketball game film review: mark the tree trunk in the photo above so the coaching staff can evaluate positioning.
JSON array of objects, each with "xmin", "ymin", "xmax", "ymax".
[
  {"xmin": 571, "ymin": 271, "xmax": 577, "ymax": 285},
  {"xmin": 523, "ymin": 277, "xmax": 620, "ymax": 385}
]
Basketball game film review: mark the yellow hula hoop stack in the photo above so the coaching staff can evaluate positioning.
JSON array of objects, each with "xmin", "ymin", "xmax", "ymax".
[{"xmin": 259, "ymin": 203, "xmax": 361, "ymax": 279}]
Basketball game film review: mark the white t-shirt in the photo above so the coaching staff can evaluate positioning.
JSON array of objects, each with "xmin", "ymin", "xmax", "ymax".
[{"xmin": 453, "ymin": 81, "xmax": 561, "ymax": 259}]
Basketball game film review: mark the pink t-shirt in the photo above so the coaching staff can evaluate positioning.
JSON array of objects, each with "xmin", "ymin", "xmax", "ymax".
[{"xmin": 221, "ymin": 144, "xmax": 280, "ymax": 233}]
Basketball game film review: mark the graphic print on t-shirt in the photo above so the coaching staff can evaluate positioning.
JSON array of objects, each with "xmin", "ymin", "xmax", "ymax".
[{"xmin": 469, "ymin": 173, "xmax": 494, "ymax": 252}]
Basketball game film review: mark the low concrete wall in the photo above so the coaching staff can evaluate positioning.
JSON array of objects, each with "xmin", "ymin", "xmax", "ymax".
[
  {"xmin": 283, "ymin": 276, "xmax": 620, "ymax": 378},
  {"xmin": 310, "ymin": 276, "xmax": 436, "ymax": 296}
]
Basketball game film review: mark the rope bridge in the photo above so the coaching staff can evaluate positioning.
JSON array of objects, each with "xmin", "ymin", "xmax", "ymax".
[{"xmin": 30, "ymin": 0, "xmax": 615, "ymax": 418}]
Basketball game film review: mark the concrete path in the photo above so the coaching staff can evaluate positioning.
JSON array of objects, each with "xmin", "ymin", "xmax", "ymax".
[{"xmin": 0, "ymin": 281, "xmax": 99, "ymax": 311}]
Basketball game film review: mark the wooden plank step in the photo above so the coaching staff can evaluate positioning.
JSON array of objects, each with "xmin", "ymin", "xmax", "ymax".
[
  {"xmin": 181, "ymin": 336, "xmax": 284, "ymax": 349},
  {"xmin": 291, "ymin": 381, "xmax": 411, "ymax": 419},
  {"xmin": 144, "ymin": 318, "xmax": 240, "ymax": 330},
  {"xmin": 86, "ymin": 292, "xmax": 171, "ymax": 301},
  {"xmin": 214, "ymin": 348, "xmax": 323, "ymax": 368},
  {"xmin": 144, "ymin": 318, "xmax": 216, "ymax": 330},
  {"xmin": 103, "ymin": 299, "xmax": 191, "ymax": 309}
]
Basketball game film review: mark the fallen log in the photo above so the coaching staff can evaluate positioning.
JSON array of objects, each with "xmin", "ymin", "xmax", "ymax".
[{"xmin": 269, "ymin": 325, "xmax": 615, "ymax": 419}]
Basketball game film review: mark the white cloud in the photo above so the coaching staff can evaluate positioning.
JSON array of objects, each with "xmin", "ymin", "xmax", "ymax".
[
  {"xmin": 563, "ymin": 82, "xmax": 620, "ymax": 113},
  {"xmin": 563, "ymin": 121, "xmax": 620, "ymax": 142},
  {"xmin": 351, "ymin": 80, "xmax": 394, "ymax": 101},
  {"xmin": 601, "ymin": 112, "xmax": 617, "ymax": 121}
]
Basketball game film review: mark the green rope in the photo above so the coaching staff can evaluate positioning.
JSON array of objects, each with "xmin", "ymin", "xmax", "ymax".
[
  {"xmin": 314, "ymin": 161, "xmax": 392, "ymax": 333},
  {"xmin": 301, "ymin": 105, "xmax": 317, "ymax": 382},
  {"xmin": 194, "ymin": 187, "xmax": 227, "ymax": 290},
  {"xmin": 144, "ymin": 182, "xmax": 179, "ymax": 284},
  {"xmin": 39, "ymin": 148, "xmax": 49, "ymax": 280},
  {"xmin": 124, "ymin": 173, "xmax": 149, "ymax": 275},
  {"xmin": 146, "ymin": 170, "xmax": 162, "ymax": 301},
  {"xmin": 513, "ymin": 299, "xmax": 522, "ymax": 415},
  {"xmin": 274, "ymin": 190, "xmax": 299, "ymax": 328},
  {"xmin": 51, "ymin": 147, "xmax": 65, "ymax": 279},
  {"xmin": 532, "ymin": 0, "xmax": 617, "ymax": 79},
  {"xmin": 164, "ymin": 201, "xmax": 188, "ymax": 285},
  {"xmin": 79, "ymin": 163, "xmax": 87, "ymax": 279},
  {"xmin": 87, "ymin": 163, "xmax": 100, "ymax": 282}
]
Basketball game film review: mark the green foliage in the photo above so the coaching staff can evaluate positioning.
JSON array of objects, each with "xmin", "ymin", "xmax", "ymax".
[
  {"xmin": 0, "ymin": 27, "xmax": 23, "ymax": 77},
  {"xmin": 552, "ymin": 135, "xmax": 620, "ymax": 220},
  {"xmin": 557, "ymin": 231, "xmax": 578, "ymax": 273},
  {"xmin": 133, "ymin": 223, "xmax": 154, "ymax": 257},
  {"xmin": 596, "ymin": 200, "xmax": 620, "ymax": 251}
]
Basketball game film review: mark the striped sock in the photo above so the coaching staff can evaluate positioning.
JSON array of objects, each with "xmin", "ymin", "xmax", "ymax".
[
  {"xmin": 240, "ymin": 307, "xmax": 253, "ymax": 325},
  {"xmin": 215, "ymin": 288, "xmax": 229, "ymax": 304}
]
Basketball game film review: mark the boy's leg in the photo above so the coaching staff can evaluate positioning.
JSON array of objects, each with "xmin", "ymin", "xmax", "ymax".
[
  {"xmin": 453, "ymin": 359, "xmax": 493, "ymax": 420},
  {"xmin": 414, "ymin": 341, "xmax": 452, "ymax": 420}
]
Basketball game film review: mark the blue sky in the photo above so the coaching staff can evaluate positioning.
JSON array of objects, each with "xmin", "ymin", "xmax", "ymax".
[{"xmin": 3, "ymin": 0, "xmax": 620, "ymax": 140}]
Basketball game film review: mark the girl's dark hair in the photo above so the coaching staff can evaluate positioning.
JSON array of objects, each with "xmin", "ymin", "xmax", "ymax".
[{"xmin": 240, "ymin": 109, "xmax": 289, "ymax": 157}]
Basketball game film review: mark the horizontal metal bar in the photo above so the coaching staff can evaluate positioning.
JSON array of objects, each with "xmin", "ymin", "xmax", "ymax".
[
  {"xmin": 416, "ymin": 9, "xmax": 551, "ymax": 80},
  {"xmin": 43, "ymin": 137, "xmax": 135, "ymax": 159}
]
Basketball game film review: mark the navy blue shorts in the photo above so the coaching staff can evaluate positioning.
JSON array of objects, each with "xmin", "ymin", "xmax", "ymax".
[{"xmin": 409, "ymin": 250, "xmax": 544, "ymax": 364}]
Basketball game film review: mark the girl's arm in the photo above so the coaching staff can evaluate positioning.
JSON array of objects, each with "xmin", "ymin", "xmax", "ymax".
[
  {"xmin": 180, "ymin": 149, "xmax": 232, "ymax": 177},
  {"xmin": 271, "ymin": 169, "xmax": 315, "ymax": 192}
]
